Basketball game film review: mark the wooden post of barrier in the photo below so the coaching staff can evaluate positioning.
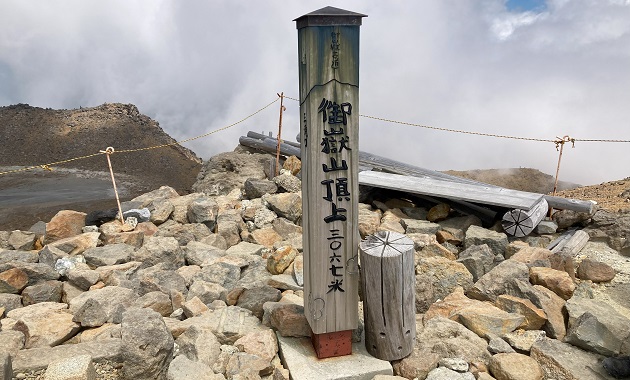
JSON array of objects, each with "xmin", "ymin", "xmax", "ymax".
[
  {"xmin": 359, "ymin": 231, "xmax": 416, "ymax": 361},
  {"xmin": 295, "ymin": 7, "xmax": 366, "ymax": 358}
]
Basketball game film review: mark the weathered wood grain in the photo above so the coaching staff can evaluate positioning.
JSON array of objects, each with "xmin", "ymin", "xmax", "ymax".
[
  {"xmin": 502, "ymin": 198, "xmax": 549, "ymax": 237},
  {"xmin": 360, "ymin": 231, "xmax": 415, "ymax": 361},
  {"xmin": 359, "ymin": 171, "xmax": 544, "ymax": 210}
]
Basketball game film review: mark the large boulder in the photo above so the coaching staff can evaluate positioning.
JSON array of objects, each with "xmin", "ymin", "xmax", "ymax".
[
  {"xmin": 44, "ymin": 210, "xmax": 87, "ymax": 244},
  {"xmin": 531, "ymin": 337, "xmax": 613, "ymax": 379},
  {"xmin": 415, "ymin": 256, "xmax": 474, "ymax": 313},
  {"xmin": 192, "ymin": 151, "xmax": 272, "ymax": 196},
  {"xmin": 69, "ymin": 286, "xmax": 137, "ymax": 327},
  {"xmin": 121, "ymin": 308, "xmax": 174, "ymax": 380}
]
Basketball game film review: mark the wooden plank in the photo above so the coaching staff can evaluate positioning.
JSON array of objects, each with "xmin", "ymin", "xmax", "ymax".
[
  {"xmin": 502, "ymin": 198, "xmax": 548, "ymax": 237},
  {"xmin": 243, "ymin": 132, "xmax": 596, "ymax": 214},
  {"xmin": 558, "ymin": 230, "xmax": 589, "ymax": 257},
  {"xmin": 359, "ymin": 171, "xmax": 543, "ymax": 211},
  {"xmin": 547, "ymin": 228, "xmax": 578, "ymax": 253},
  {"xmin": 359, "ymin": 231, "xmax": 415, "ymax": 361}
]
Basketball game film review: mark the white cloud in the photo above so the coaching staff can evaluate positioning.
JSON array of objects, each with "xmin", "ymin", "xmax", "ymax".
[{"xmin": 0, "ymin": 0, "xmax": 629, "ymax": 185}]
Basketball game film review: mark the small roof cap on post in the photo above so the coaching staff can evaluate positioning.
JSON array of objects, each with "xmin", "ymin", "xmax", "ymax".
[{"xmin": 294, "ymin": 6, "xmax": 367, "ymax": 29}]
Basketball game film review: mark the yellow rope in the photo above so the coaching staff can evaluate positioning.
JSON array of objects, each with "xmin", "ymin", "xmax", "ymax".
[{"xmin": 0, "ymin": 97, "xmax": 279, "ymax": 176}]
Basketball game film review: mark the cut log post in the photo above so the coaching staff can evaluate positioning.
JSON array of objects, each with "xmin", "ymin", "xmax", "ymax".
[
  {"xmin": 502, "ymin": 198, "xmax": 549, "ymax": 237},
  {"xmin": 557, "ymin": 230, "xmax": 589, "ymax": 256},
  {"xmin": 359, "ymin": 231, "xmax": 415, "ymax": 361}
]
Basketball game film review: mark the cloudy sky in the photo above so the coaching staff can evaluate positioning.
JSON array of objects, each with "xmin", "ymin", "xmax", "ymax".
[{"xmin": 1, "ymin": 0, "xmax": 629, "ymax": 186}]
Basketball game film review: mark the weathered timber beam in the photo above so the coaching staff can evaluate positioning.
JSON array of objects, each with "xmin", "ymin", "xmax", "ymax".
[
  {"xmin": 238, "ymin": 136, "xmax": 301, "ymax": 157},
  {"xmin": 358, "ymin": 171, "xmax": 543, "ymax": 211},
  {"xmin": 557, "ymin": 230, "xmax": 590, "ymax": 256},
  {"xmin": 244, "ymin": 131, "xmax": 596, "ymax": 214},
  {"xmin": 502, "ymin": 198, "xmax": 548, "ymax": 237}
]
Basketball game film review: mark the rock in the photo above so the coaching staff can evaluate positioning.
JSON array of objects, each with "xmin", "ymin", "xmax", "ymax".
[
  {"xmin": 415, "ymin": 256, "xmax": 474, "ymax": 313},
  {"xmin": 552, "ymin": 209, "xmax": 594, "ymax": 229},
  {"xmin": 132, "ymin": 236, "xmax": 184, "ymax": 270},
  {"xmin": 502, "ymin": 330, "xmax": 546, "ymax": 353},
  {"xmin": 564, "ymin": 297, "xmax": 630, "ymax": 356},
  {"xmin": 271, "ymin": 218, "xmax": 301, "ymax": 240},
  {"xmin": 488, "ymin": 353, "xmax": 543, "ymax": 380},
  {"xmin": 1, "ymin": 351, "xmax": 12, "ymax": 380},
  {"xmin": 135, "ymin": 291, "xmax": 173, "ymax": 317},
  {"xmin": 436, "ymin": 229, "xmax": 461, "ymax": 246},
  {"xmin": 44, "ymin": 210, "xmax": 87, "ymax": 244},
  {"xmin": 193, "ymin": 262, "xmax": 241, "ymax": 290},
  {"xmin": 535, "ymin": 220, "xmax": 558, "ymax": 234},
  {"xmin": 358, "ymin": 205, "xmax": 382, "ymax": 239},
  {"xmin": 131, "ymin": 186, "xmax": 180, "ymax": 207},
  {"xmin": 46, "ymin": 232, "xmax": 100, "ymax": 255},
  {"xmin": 602, "ymin": 356, "xmax": 630, "ymax": 379},
  {"xmin": 269, "ymin": 303, "xmax": 311, "ymax": 338},
  {"xmin": 456, "ymin": 304, "xmax": 524, "ymax": 339},
  {"xmin": 196, "ymin": 306, "xmax": 265, "ymax": 345},
  {"xmin": 10, "ymin": 339, "xmax": 121, "ymax": 374},
  {"xmin": 250, "ymin": 227, "xmax": 283, "ymax": 248},
  {"xmin": 0, "ymin": 293, "xmax": 22, "ymax": 314},
  {"xmin": 243, "ymin": 178, "xmax": 278, "ymax": 200},
  {"xmin": 505, "ymin": 241, "xmax": 529, "ymax": 260},
  {"xmin": 510, "ymin": 246, "xmax": 552, "ymax": 268},
  {"xmin": 176, "ymin": 324, "xmax": 221, "ymax": 368},
  {"xmin": 576, "ymin": 258, "xmax": 616, "ymax": 282},
  {"xmin": 282, "ymin": 156, "xmax": 301, "ymax": 175},
  {"xmin": 182, "ymin": 296, "xmax": 209, "ymax": 318},
  {"xmin": 82, "ymin": 243, "xmax": 134, "ymax": 267},
  {"xmin": 425, "ymin": 367, "xmax": 474, "ymax": 380},
  {"xmin": 464, "ymin": 226, "xmax": 508, "ymax": 257},
  {"xmin": 292, "ymin": 255, "xmax": 304, "ymax": 287},
  {"xmin": 529, "ymin": 266, "xmax": 575, "ymax": 300},
  {"xmin": 43, "ymin": 354, "xmax": 96, "ymax": 380},
  {"xmin": 252, "ymin": 207, "xmax": 277, "ymax": 230},
  {"xmin": 0, "ymin": 329, "xmax": 25, "ymax": 356},
  {"xmin": 21, "ymin": 280, "xmax": 63, "ymax": 305},
  {"xmin": 529, "ymin": 285, "xmax": 566, "ymax": 340},
  {"xmin": 531, "ymin": 337, "xmax": 613, "ymax": 380},
  {"xmin": 419, "ymin": 242, "xmax": 457, "ymax": 261},
  {"xmin": 54, "ymin": 256, "xmax": 86, "ymax": 277},
  {"xmin": 438, "ymin": 358, "xmax": 469, "ymax": 372},
  {"xmin": 457, "ymin": 244, "xmax": 499, "ymax": 282},
  {"xmin": 267, "ymin": 246, "xmax": 297, "ymax": 275},
  {"xmin": 272, "ymin": 172, "xmax": 301, "ymax": 193},
  {"xmin": 217, "ymin": 221, "xmax": 241, "ymax": 249},
  {"xmin": 200, "ymin": 233, "xmax": 228, "ymax": 250},
  {"xmin": 226, "ymin": 241, "xmax": 267, "ymax": 257},
  {"xmin": 192, "ymin": 151, "xmax": 272, "ymax": 196},
  {"xmin": 0, "ymin": 267, "xmax": 28, "ymax": 294},
  {"xmin": 494, "ymin": 295, "xmax": 547, "ymax": 330},
  {"xmin": 183, "ymin": 241, "xmax": 225, "ymax": 267},
  {"xmin": 85, "ymin": 208, "xmax": 118, "ymax": 227},
  {"xmin": 466, "ymin": 260, "xmax": 529, "ymax": 302},
  {"xmin": 236, "ymin": 286, "xmax": 282, "ymax": 319},
  {"xmin": 187, "ymin": 197, "xmax": 219, "ymax": 230},
  {"xmin": 121, "ymin": 308, "xmax": 174, "ymax": 380},
  {"xmin": 149, "ymin": 199, "xmax": 175, "ymax": 225},
  {"xmin": 262, "ymin": 193, "xmax": 302, "ymax": 224},
  {"xmin": 137, "ymin": 268, "xmax": 188, "ymax": 298},
  {"xmin": 488, "ymin": 336, "xmax": 516, "ymax": 354},
  {"xmin": 70, "ymin": 286, "xmax": 137, "ymax": 327},
  {"xmin": 378, "ymin": 210, "xmax": 405, "ymax": 234},
  {"xmin": 225, "ymin": 352, "xmax": 271, "ymax": 378},
  {"xmin": 234, "ymin": 329, "xmax": 278, "ymax": 362},
  {"xmin": 8, "ymin": 230, "xmax": 36, "ymax": 251},
  {"xmin": 67, "ymin": 269, "xmax": 100, "ymax": 291},
  {"xmin": 394, "ymin": 317, "xmax": 490, "ymax": 380},
  {"xmin": 100, "ymin": 230, "xmax": 144, "ymax": 248},
  {"xmin": 427, "ymin": 203, "xmax": 450, "ymax": 222},
  {"xmin": 11, "ymin": 303, "xmax": 80, "ymax": 348},
  {"xmin": 188, "ymin": 280, "xmax": 226, "ymax": 305},
  {"xmin": 400, "ymin": 219, "xmax": 439, "ymax": 235},
  {"xmin": 0, "ymin": 249, "xmax": 39, "ymax": 265},
  {"xmin": 438, "ymin": 215, "xmax": 483, "ymax": 243},
  {"xmin": 166, "ymin": 355, "xmax": 221, "ymax": 380},
  {"xmin": 0, "ymin": 262, "xmax": 60, "ymax": 285},
  {"xmin": 123, "ymin": 208, "xmax": 151, "ymax": 223}
]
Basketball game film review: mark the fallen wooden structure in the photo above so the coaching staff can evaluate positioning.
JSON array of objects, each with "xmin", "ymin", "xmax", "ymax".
[{"xmin": 240, "ymin": 131, "xmax": 596, "ymax": 236}]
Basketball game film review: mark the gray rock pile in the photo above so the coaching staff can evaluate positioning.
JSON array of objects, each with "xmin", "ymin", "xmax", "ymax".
[{"xmin": 1, "ymin": 149, "xmax": 630, "ymax": 380}]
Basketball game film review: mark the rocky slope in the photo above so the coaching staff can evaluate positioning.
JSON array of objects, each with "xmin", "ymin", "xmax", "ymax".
[
  {"xmin": 0, "ymin": 103, "xmax": 202, "ymax": 230},
  {"xmin": 1, "ymin": 149, "xmax": 629, "ymax": 380}
]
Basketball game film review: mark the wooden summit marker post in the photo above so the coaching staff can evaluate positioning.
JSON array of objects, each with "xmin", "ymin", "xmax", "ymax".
[{"xmin": 295, "ymin": 7, "xmax": 366, "ymax": 359}]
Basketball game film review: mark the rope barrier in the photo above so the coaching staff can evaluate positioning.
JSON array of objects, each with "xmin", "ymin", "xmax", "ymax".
[
  {"xmin": 0, "ymin": 97, "xmax": 279, "ymax": 176},
  {"xmin": 99, "ymin": 146, "xmax": 124, "ymax": 224},
  {"xmin": 285, "ymin": 95, "xmax": 630, "ymax": 145}
]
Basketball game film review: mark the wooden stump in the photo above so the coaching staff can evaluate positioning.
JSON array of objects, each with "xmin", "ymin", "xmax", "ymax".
[
  {"xmin": 502, "ymin": 198, "xmax": 548, "ymax": 237},
  {"xmin": 359, "ymin": 231, "xmax": 415, "ymax": 361}
]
